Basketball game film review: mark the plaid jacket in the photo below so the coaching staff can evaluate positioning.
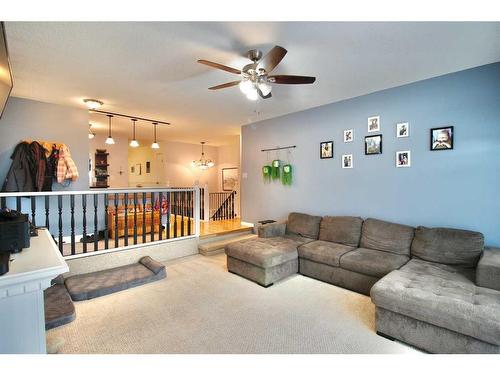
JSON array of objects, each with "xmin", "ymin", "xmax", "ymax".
[{"xmin": 56, "ymin": 144, "xmax": 79, "ymax": 183}]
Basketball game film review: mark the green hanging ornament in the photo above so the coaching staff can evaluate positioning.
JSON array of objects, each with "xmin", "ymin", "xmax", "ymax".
[
  {"xmin": 282, "ymin": 164, "xmax": 292, "ymax": 185},
  {"xmin": 271, "ymin": 160, "xmax": 280, "ymax": 180},
  {"xmin": 262, "ymin": 165, "xmax": 272, "ymax": 182}
]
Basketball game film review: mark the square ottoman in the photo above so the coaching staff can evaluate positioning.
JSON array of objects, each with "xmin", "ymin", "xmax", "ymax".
[{"xmin": 225, "ymin": 237, "xmax": 301, "ymax": 287}]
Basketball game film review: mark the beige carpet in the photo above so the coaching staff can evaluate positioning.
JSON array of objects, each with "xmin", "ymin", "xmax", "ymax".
[{"xmin": 47, "ymin": 254, "xmax": 418, "ymax": 354}]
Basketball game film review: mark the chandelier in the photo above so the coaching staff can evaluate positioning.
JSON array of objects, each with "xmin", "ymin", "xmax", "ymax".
[{"xmin": 191, "ymin": 142, "xmax": 215, "ymax": 170}]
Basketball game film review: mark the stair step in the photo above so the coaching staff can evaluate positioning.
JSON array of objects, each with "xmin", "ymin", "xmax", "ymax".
[{"xmin": 198, "ymin": 233, "xmax": 257, "ymax": 256}]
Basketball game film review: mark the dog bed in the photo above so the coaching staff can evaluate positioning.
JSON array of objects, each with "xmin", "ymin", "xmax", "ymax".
[
  {"xmin": 44, "ymin": 276, "xmax": 76, "ymax": 330},
  {"xmin": 65, "ymin": 256, "xmax": 166, "ymax": 301}
]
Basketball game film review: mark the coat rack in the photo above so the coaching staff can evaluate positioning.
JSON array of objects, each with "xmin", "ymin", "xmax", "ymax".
[{"xmin": 260, "ymin": 145, "xmax": 297, "ymax": 152}]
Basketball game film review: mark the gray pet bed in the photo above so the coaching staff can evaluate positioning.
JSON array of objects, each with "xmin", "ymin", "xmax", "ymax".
[
  {"xmin": 65, "ymin": 256, "xmax": 166, "ymax": 301},
  {"xmin": 44, "ymin": 276, "xmax": 76, "ymax": 330}
]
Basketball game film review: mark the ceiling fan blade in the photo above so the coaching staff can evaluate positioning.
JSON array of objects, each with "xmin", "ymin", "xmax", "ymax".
[
  {"xmin": 257, "ymin": 46, "xmax": 287, "ymax": 73},
  {"xmin": 198, "ymin": 59, "xmax": 241, "ymax": 75},
  {"xmin": 257, "ymin": 88, "xmax": 272, "ymax": 99},
  {"xmin": 268, "ymin": 75, "xmax": 316, "ymax": 84},
  {"xmin": 208, "ymin": 81, "xmax": 241, "ymax": 90}
]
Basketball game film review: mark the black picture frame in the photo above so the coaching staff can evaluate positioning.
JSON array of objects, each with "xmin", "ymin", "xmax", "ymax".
[
  {"xmin": 365, "ymin": 135, "xmax": 383, "ymax": 155},
  {"xmin": 430, "ymin": 126, "xmax": 454, "ymax": 151},
  {"xmin": 320, "ymin": 141, "xmax": 334, "ymax": 159}
]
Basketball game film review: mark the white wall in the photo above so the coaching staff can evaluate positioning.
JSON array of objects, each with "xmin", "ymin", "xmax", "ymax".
[
  {"xmin": 0, "ymin": 97, "xmax": 88, "ymax": 191},
  {"xmin": 217, "ymin": 138, "xmax": 240, "ymax": 216}
]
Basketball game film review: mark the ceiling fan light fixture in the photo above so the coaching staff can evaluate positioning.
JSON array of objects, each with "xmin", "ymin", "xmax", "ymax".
[
  {"xmin": 246, "ymin": 89, "xmax": 259, "ymax": 101},
  {"xmin": 258, "ymin": 82, "xmax": 272, "ymax": 96},
  {"xmin": 239, "ymin": 79, "xmax": 253, "ymax": 95}
]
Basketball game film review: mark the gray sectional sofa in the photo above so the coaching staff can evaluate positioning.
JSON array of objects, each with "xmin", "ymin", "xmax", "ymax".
[{"xmin": 224, "ymin": 212, "xmax": 500, "ymax": 353}]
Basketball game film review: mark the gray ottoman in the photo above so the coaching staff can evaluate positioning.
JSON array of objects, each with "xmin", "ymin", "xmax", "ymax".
[{"xmin": 225, "ymin": 237, "xmax": 300, "ymax": 287}]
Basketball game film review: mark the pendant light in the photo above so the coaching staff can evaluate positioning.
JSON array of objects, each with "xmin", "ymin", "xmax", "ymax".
[
  {"xmin": 129, "ymin": 118, "xmax": 139, "ymax": 147},
  {"xmin": 88, "ymin": 123, "xmax": 95, "ymax": 139},
  {"xmin": 191, "ymin": 141, "xmax": 215, "ymax": 170},
  {"xmin": 151, "ymin": 122, "xmax": 160, "ymax": 149},
  {"xmin": 105, "ymin": 114, "xmax": 115, "ymax": 145}
]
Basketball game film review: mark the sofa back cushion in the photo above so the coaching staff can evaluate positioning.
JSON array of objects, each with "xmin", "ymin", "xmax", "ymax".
[
  {"xmin": 411, "ymin": 226, "xmax": 484, "ymax": 268},
  {"xmin": 286, "ymin": 212, "xmax": 322, "ymax": 239},
  {"xmin": 360, "ymin": 218, "xmax": 415, "ymax": 256},
  {"xmin": 319, "ymin": 216, "xmax": 363, "ymax": 247}
]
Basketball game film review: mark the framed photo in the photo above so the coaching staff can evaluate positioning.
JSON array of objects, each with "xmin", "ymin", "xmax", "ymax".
[
  {"xmin": 396, "ymin": 150, "xmax": 411, "ymax": 168},
  {"xmin": 146, "ymin": 161, "xmax": 151, "ymax": 173},
  {"xmin": 365, "ymin": 134, "xmax": 383, "ymax": 155},
  {"xmin": 222, "ymin": 167, "xmax": 238, "ymax": 191},
  {"xmin": 320, "ymin": 141, "xmax": 333, "ymax": 159},
  {"xmin": 430, "ymin": 126, "xmax": 454, "ymax": 150},
  {"xmin": 396, "ymin": 122, "xmax": 409, "ymax": 138},
  {"xmin": 342, "ymin": 154, "xmax": 353, "ymax": 169},
  {"xmin": 130, "ymin": 165, "xmax": 135, "ymax": 174},
  {"xmin": 343, "ymin": 129, "xmax": 354, "ymax": 143},
  {"xmin": 368, "ymin": 116, "xmax": 380, "ymax": 132},
  {"xmin": 135, "ymin": 163, "xmax": 142, "ymax": 176}
]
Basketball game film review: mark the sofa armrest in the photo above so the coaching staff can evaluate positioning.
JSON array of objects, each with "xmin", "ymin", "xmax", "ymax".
[
  {"xmin": 258, "ymin": 222, "xmax": 287, "ymax": 238},
  {"xmin": 476, "ymin": 247, "xmax": 500, "ymax": 291}
]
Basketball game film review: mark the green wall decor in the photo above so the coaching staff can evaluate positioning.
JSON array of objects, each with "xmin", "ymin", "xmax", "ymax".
[
  {"xmin": 271, "ymin": 159, "xmax": 281, "ymax": 180},
  {"xmin": 262, "ymin": 165, "xmax": 272, "ymax": 182},
  {"xmin": 282, "ymin": 164, "xmax": 292, "ymax": 185}
]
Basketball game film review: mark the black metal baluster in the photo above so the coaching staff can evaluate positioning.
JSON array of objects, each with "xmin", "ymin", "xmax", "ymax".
[
  {"xmin": 150, "ymin": 192, "xmax": 155, "ymax": 242},
  {"xmin": 181, "ymin": 191, "xmax": 185, "ymax": 237},
  {"xmin": 16, "ymin": 197, "xmax": 21, "ymax": 212},
  {"xmin": 70, "ymin": 195, "xmax": 75, "ymax": 255},
  {"xmin": 114, "ymin": 193, "xmax": 119, "ymax": 248},
  {"xmin": 124, "ymin": 193, "xmax": 128, "ymax": 247},
  {"xmin": 30, "ymin": 196, "xmax": 36, "ymax": 227},
  {"xmin": 94, "ymin": 194, "xmax": 98, "ymax": 252},
  {"xmin": 133, "ymin": 193, "xmax": 138, "ymax": 245},
  {"xmin": 187, "ymin": 191, "xmax": 192, "ymax": 236},
  {"xmin": 166, "ymin": 191, "xmax": 171, "ymax": 239},
  {"xmin": 44, "ymin": 196, "xmax": 50, "ymax": 230},
  {"xmin": 58, "ymin": 196, "xmax": 63, "ymax": 254},
  {"xmin": 173, "ymin": 191, "xmax": 178, "ymax": 238},
  {"xmin": 104, "ymin": 194, "xmax": 109, "ymax": 250},
  {"xmin": 142, "ymin": 192, "xmax": 146, "ymax": 243},
  {"xmin": 82, "ymin": 194, "xmax": 87, "ymax": 254},
  {"xmin": 158, "ymin": 192, "xmax": 163, "ymax": 241}
]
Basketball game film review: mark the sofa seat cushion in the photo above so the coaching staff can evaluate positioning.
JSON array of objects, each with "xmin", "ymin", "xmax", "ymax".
[
  {"xmin": 298, "ymin": 240, "xmax": 355, "ymax": 267},
  {"xmin": 286, "ymin": 212, "xmax": 322, "ymax": 239},
  {"xmin": 371, "ymin": 259, "xmax": 500, "ymax": 346},
  {"xmin": 411, "ymin": 226, "xmax": 484, "ymax": 268},
  {"xmin": 340, "ymin": 247, "xmax": 409, "ymax": 278},
  {"xmin": 225, "ymin": 237, "xmax": 300, "ymax": 268},
  {"xmin": 319, "ymin": 216, "xmax": 363, "ymax": 247},
  {"xmin": 360, "ymin": 218, "xmax": 414, "ymax": 256}
]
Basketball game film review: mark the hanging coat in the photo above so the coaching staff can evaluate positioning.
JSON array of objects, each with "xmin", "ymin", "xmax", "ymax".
[
  {"xmin": 2, "ymin": 142, "xmax": 36, "ymax": 192},
  {"xmin": 29, "ymin": 141, "xmax": 47, "ymax": 192},
  {"xmin": 56, "ymin": 144, "xmax": 79, "ymax": 183}
]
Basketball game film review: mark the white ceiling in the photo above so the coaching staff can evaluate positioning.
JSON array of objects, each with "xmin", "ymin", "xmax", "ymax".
[{"xmin": 5, "ymin": 22, "xmax": 500, "ymax": 145}]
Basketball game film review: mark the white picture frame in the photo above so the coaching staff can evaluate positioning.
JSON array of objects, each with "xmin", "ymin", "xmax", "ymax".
[
  {"xmin": 343, "ymin": 129, "xmax": 354, "ymax": 143},
  {"xmin": 396, "ymin": 122, "xmax": 410, "ymax": 138},
  {"xmin": 342, "ymin": 154, "xmax": 353, "ymax": 169},
  {"xmin": 367, "ymin": 116, "xmax": 380, "ymax": 133},
  {"xmin": 396, "ymin": 150, "xmax": 411, "ymax": 168}
]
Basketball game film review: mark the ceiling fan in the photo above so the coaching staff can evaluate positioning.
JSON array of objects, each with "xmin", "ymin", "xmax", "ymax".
[{"xmin": 198, "ymin": 46, "xmax": 316, "ymax": 100}]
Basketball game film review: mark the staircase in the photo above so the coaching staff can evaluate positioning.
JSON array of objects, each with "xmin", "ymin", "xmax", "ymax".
[{"xmin": 198, "ymin": 228, "xmax": 256, "ymax": 256}]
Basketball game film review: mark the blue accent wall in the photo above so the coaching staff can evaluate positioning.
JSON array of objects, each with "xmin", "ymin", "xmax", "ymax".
[{"xmin": 241, "ymin": 63, "xmax": 500, "ymax": 246}]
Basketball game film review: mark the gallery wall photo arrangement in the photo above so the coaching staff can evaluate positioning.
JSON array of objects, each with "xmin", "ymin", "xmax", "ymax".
[
  {"xmin": 431, "ymin": 126, "xmax": 454, "ymax": 150},
  {"xmin": 320, "ymin": 141, "xmax": 333, "ymax": 159},
  {"xmin": 343, "ymin": 129, "xmax": 354, "ymax": 142},
  {"xmin": 396, "ymin": 150, "xmax": 411, "ymax": 167},
  {"xmin": 222, "ymin": 167, "xmax": 238, "ymax": 191},
  {"xmin": 342, "ymin": 154, "xmax": 353, "ymax": 169},
  {"xmin": 368, "ymin": 115, "xmax": 380, "ymax": 132},
  {"xmin": 365, "ymin": 134, "xmax": 383, "ymax": 155},
  {"xmin": 396, "ymin": 122, "xmax": 409, "ymax": 138}
]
